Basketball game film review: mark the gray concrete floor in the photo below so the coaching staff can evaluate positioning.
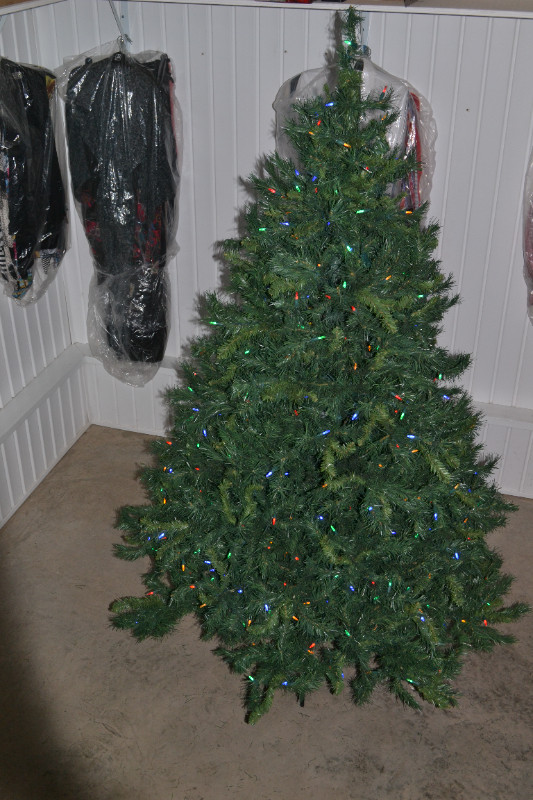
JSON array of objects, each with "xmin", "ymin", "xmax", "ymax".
[{"xmin": 0, "ymin": 424, "xmax": 532, "ymax": 800}]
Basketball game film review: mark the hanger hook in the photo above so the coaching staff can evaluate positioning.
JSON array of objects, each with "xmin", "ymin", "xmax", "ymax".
[{"xmin": 107, "ymin": 0, "xmax": 132, "ymax": 47}]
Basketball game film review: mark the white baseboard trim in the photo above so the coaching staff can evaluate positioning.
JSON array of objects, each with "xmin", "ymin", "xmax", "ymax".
[
  {"xmin": 474, "ymin": 401, "xmax": 533, "ymax": 430},
  {"xmin": 474, "ymin": 403, "xmax": 533, "ymax": 498},
  {"xmin": 1, "ymin": 343, "xmax": 87, "ymax": 441}
]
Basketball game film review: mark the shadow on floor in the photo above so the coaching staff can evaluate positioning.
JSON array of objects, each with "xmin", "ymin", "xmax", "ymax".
[
  {"xmin": 1, "ymin": 425, "xmax": 532, "ymax": 800},
  {"xmin": 0, "ymin": 572, "xmax": 95, "ymax": 799}
]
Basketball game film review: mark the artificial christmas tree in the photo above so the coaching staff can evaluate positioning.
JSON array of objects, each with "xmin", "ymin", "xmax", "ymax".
[{"xmin": 111, "ymin": 9, "xmax": 527, "ymax": 723}]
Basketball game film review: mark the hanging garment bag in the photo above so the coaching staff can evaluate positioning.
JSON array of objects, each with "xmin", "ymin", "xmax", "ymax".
[
  {"xmin": 273, "ymin": 56, "xmax": 436, "ymax": 212},
  {"xmin": 64, "ymin": 48, "xmax": 180, "ymax": 385},
  {"xmin": 0, "ymin": 58, "xmax": 67, "ymax": 304}
]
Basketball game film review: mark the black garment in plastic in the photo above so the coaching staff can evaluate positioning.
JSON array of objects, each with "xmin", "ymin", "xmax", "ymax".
[
  {"xmin": 65, "ymin": 50, "xmax": 179, "ymax": 376},
  {"xmin": 0, "ymin": 58, "xmax": 67, "ymax": 303}
]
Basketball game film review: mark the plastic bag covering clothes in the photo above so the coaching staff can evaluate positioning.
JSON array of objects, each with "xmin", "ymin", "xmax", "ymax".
[
  {"xmin": 63, "ymin": 47, "xmax": 180, "ymax": 386},
  {"xmin": 273, "ymin": 56, "xmax": 436, "ymax": 212},
  {"xmin": 0, "ymin": 58, "xmax": 68, "ymax": 305},
  {"xmin": 524, "ymin": 149, "xmax": 533, "ymax": 322}
]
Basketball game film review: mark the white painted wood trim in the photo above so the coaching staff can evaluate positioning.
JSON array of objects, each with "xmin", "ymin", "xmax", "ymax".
[
  {"xmin": 1, "ymin": 344, "xmax": 86, "ymax": 440},
  {"xmin": 475, "ymin": 401, "xmax": 533, "ymax": 431},
  {"xmin": 0, "ymin": 344, "xmax": 90, "ymax": 526},
  {"xmin": 116, "ymin": 0, "xmax": 533, "ymax": 21},
  {"xmin": 0, "ymin": 0, "xmax": 66, "ymax": 16}
]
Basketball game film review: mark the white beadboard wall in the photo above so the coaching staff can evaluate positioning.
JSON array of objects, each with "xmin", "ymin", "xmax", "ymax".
[{"xmin": 1, "ymin": 0, "xmax": 533, "ymax": 526}]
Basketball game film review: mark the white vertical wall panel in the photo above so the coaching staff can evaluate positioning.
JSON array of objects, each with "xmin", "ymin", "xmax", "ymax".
[
  {"xmin": 0, "ymin": 0, "xmax": 89, "ymax": 527},
  {"xmin": 0, "ymin": 222, "xmax": 72, "ymax": 407},
  {"xmin": 2, "ymin": 433, "xmax": 25, "ymax": 512},
  {"xmin": 211, "ymin": 4, "xmax": 239, "ymax": 236},
  {"xmin": 367, "ymin": 11, "xmax": 533, "ymax": 412},
  {"xmin": 0, "ymin": 2, "xmax": 73, "ymax": 414},
  {"xmin": 0, "ymin": 445, "xmax": 14, "ymax": 520},
  {"xmin": 502, "ymin": 427, "xmax": 531, "ymax": 495},
  {"xmin": 25, "ymin": 408, "xmax": 47, "ymax": 483},
  {"xmin": 82, "ymin": 354, "xmax": 172, "ymax": 435}
]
